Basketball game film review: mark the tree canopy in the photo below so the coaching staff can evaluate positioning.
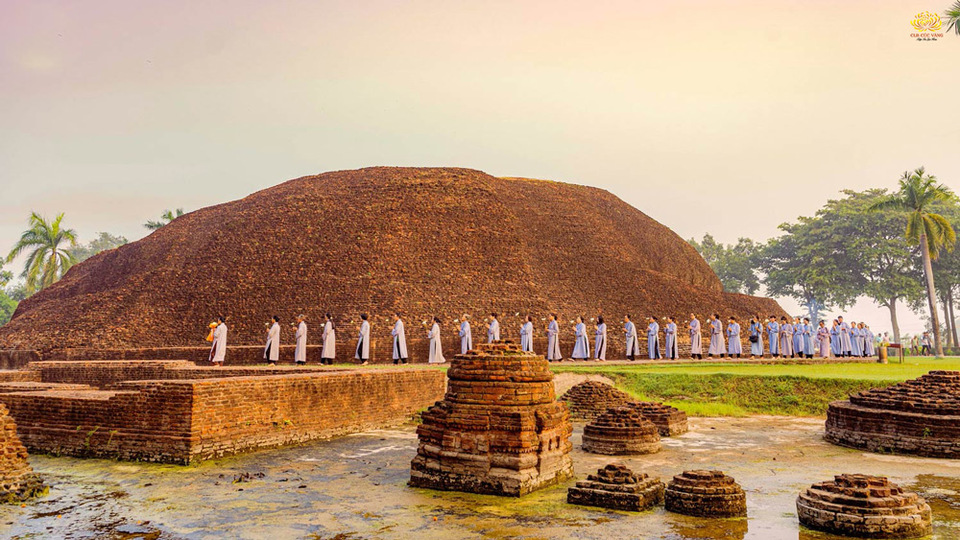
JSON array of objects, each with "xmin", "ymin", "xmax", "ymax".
[
  {"xmin": 5, "ymin": 212, "xmax": 78, "ymax": 294},
  {"xmin": 688, "ymin": 234, "xmax": 761, "ymax": 295}
]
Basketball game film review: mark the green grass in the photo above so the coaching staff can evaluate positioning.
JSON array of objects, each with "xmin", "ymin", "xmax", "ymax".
[{"xmin": 551, "ymin": 358, "xmax": 960, "ymax": 418}]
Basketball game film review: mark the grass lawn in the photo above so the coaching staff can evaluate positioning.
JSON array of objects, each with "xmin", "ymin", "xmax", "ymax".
[{"xmin": 551, "ymin": 358, "xmax": 960, "ymax": 418}]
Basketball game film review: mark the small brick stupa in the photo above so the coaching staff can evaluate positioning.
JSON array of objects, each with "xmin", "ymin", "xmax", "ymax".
[
  {"xmin": 625, "ymin": 401, "xmax": 689, "ymax": 437},
  {"xmin": 797, "ymin": 474, "xmax": 932, "ymax": 539},
  {"xmin": 826, "ymin": 370, "xmax": 960, "ymax": 458},
  {"xmin": 567, "ymin": 463, "xmax": 664, "ymax": 512},
  {"xmin": 582, "ymin": 406, "xmax": 661, "ymax": 455},
  {"xmin": 410, "ymin": 341, "xmax": 573, "ymax": 496},
  {"xmin": 0, "ymin": 404, "xmax": 45, "ymax": 503},
  {"xmin": 560, "ymin": 381, "xmax": 634, "ymax": 421},
  {"xmin": 664, "ymin": 470, "xmax": 747, "ymax": 518}
]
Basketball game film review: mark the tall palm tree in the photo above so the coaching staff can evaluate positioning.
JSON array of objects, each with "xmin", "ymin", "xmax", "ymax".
[
  {"xmin": 144, "ymin": 208, "xmax": 185, "ymax": 231},
  {"xmin": 870, "ymin": 168, "xmax": 957, "ymax": 357},
  {"xmin": 945, "ymin": 1, "xmax": 960, "ymax": 35},
  {"xmin": 5, "ymin": 212, "xmax": 78, "ymax": 294}
]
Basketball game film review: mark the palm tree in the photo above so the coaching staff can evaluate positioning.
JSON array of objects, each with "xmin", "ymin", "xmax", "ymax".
[
  {"xmin": 945, "ymin": 1, "xmax": 960, "ymax": 35},
  {"xmin": 144, "ymin": 208, "xmax": 185, "ymax": 231},
  {"xmin": 5, "ymin": 212, "xmax": 78, "ymax": 294},
  {"xmin": 870, "ymin": 168, "xmax": 957, "ymax": 357}
]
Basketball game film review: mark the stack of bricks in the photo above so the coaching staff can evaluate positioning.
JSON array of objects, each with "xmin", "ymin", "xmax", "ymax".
[
  {"xmin": 664, "ymin": 470, "xmax": 747, "ymax": 518},
  {"xmin": 581, "ymin": 406, "xmax": 661, "ymax": 455},
  {"xmin": 409, "ymin": 341, "xmax": 573, "ymax": 496},
  {"xmin": 797, "ymin": 474, "xmax": 932, "ymax": 539},
  {"xmin": 559, "ymin": 381, "xmax": 635, "ymax": 421},
  {"xmin": 625, "ymin": 401, "xmax": 689, "ymax": 437},
  {"xmin": 567, "ymin": 463, "xmax": 664, "ymax": 512},
  {"xmin": 0, "ymin": 404, "xmax": 45, "ymax": 503},
  {"xmin": 826, "ymin": 370, "xmax": 960, "ymax": 458}
]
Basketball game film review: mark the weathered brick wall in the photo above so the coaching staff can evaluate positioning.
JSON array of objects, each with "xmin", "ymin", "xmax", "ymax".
[{"xmin": 0, "ymin": 403, "xmax": 46, "ymax": 502}]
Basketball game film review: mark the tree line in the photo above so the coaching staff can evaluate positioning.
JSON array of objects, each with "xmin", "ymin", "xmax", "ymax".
[{"xmin": 690, "ymin": 168, "xmax": 958, "ymax": 357}]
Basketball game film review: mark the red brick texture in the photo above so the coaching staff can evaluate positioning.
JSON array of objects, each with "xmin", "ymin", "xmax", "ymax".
[{"xmin": 0, "ymin": 404, "xmax": 45, "ymax": 502}]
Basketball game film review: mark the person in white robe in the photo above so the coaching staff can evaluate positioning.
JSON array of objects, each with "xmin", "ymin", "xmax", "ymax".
[
  {"xmin": 264, "ymin": 316, "xmax": 281, "ymax": 365},
  {"xmin": 707, "ymin": 314, "xmax": 726, "ymax": 357},
  {"xmin": 594, "ymin": 317, "xmax": 607, "ymax": 361},
  {"xmin": 624, "ymin": 315, "xmax": 640, "ymax": 360},
  {"xmin": 487, "ymin": 313, "xmax": 501, "ymax": 343},
  {"xmin": 321, "ymin": 313, "xmax": 336, "ymax": 365},
  {"xmin": 647, "ymin": 317, "xmax": 661, "ymax": 359},
  {"xmin": 688, "ymin": 314, "xmax": 702, "ymax": 359},
  {"xmin": 392, "ymin": 313, "xmax": 408, "ymax": 364},
  {"xmin": 726, "ymin": 317, "xmax": 742, "ymax": 358},
  {"xmin": 209, "ymin": 316, "xmax": 227, "ymax": 365},
  {"xmin": 520, "ymin": 316, "xmax": 534, "ymax": 352},
  {"xmin": 294, "ymin": 315, "xmax": 308, "ymax": 365},
  {"xmin": 355, "ymin": 314, "xmax": 370, "ymax": 364},
  {"xmin": 428, "ymin": 317, "xmax": 445, "ymax": 364},
  {"xmin": 546, "ymin": 314, "xmax": 562, "ymax": 361},
  {"xmin": 459, "ymin": 315, "xmax": 473, "ymax": 354},
  {"xmin": 664, "ymin": 317, "xmax": 679, "ymax": 359},
  {"xmin": 571, "ymin": 316, "xmax": 590, "ymax": 360}
]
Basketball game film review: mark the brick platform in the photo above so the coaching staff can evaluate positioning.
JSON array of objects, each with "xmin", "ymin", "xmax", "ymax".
[
  {"xmin": 560, "ymin": 381, "xmax": 634, "ymax": 421},
  {"xmin": 581, "ymin": 406, "xmax": 661, "ymax": 455},
  {"xmin": 0, "ymin": 361, "xmax": 445, "ymax": 464},
  {"xmin": 0, "ymin": 404, "xmax": 46, "ymax": 503},
  {"xmin": 797, "ymin": 474, "xmax": 932, "ymax": 539},
  {"xmin": 624, "ymin": 401, "xmax": 689, "ymax": 437},
  {"xmin": 567, "ymin": 463, "xmax": 664, "ymax": 512},
  {"xmin": 409, "ymin": 341, "xmax": 573, "ymax": 496},
  {"xmin": 664, "ymin": 470, "xmax": 747, "ymax": 518},
  {"xmin": 825, "ymin": 370, "xmax": 960, "ymax": 458}
]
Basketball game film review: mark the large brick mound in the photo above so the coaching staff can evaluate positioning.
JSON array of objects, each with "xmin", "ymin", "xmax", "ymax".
[
  {"xmin": 825, "ymin": 370, "xmax": 960, "ymax": 458},
  {"xmin": 0, "ymin": 167, "xmax": 785, "ymax": 360},
  {"xmin": 664, "ymin": 470, "xmax": 747, "ymax": 518},
  {"xmin": 797, "ymin": 474, "xmax": 932, "ymax": 539},
  {"xmin": 567, "ymin": 463, "xmax": 664, "ymax": 512},
  {"xmin": 409, "ymin": 341, "xmax": 573, "ymax": 496},
  {"xmin": 0, "ymin": 404, "xmax": 45, "ymax": 503},
  {"xmin": 581, "ymin": 406, "xmax": 661, "ymax": 455}
]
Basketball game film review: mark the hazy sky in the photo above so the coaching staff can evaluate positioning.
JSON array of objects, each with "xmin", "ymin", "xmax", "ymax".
[{"xmin": 2, "ymin": 1, "xmax": 958, "ymax": 334}]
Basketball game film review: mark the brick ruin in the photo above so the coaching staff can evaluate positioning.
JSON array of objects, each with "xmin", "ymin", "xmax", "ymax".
[
  {"xmin": 567, "ymin": 463, "xmax": 664, "ymax": 512},
  {"xmin": 825, "ymin": 370, "xmax": 960, "ymax": 458},
  {"xmin": 0, "ymin": 360, "xmax": 445, "ymax": 464},
  {"xmin": 797, "ymin": 474, "xmax": 932, "ymax": 539},
  {"xmin": 409, "ymin": 341, "xmax": 573, "ymax": 496},
  {"xmin": 625, "ymin": 401, "xmax": 689, "ymax": 437},
  {"xmin": 560, "ymin": 381, "xmax": 634, "ymax": 421},
  {"xmin": 664, "ymin": 470, "xmax": 747, "ymax": 518},
  {"xmin": 581, "ymin": 406, "xmax": 661, "ymax": 455},
  {"xmin": 0, "ymin": 404, "xmax": 46, "ymax": 503}
]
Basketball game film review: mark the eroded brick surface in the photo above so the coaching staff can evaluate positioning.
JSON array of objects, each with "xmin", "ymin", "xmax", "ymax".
[
  {"xmin": 664, "ymin": 470, "xmax": 746, "ymax": 518},
  {"xmin": 582, "ymin": 406, "xmax": 661, "ymax": 455},
  {"xmin": 567, "ymin": 463, "xmax": 664, "ymax": 511},
  {"xmin": 0, "ymin": 404, "xmax": 45, "ymax": 503}
]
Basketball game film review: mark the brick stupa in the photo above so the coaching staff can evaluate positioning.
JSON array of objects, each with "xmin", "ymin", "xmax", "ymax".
[
  {"xmin": 567, "ymin": 463, "xmax": 664, "ymax": 512},
  {"xmin": 0, "ymin": 404, "xmax": 45, "ymax": 503},
  {"xmin": 797, "ymin": 474, "xmax": 932, "ymax": 539},
  {"xmin": 409, "ymin": 341, "xmax": 573, "ymax": 496},
  {"xmin": 582, "ymin": 406, "xmax": 661, "ymax": 455},
  {"xmin": 560, "ymin": 381, "xmax": 634, "ymax": 421},
  {"xmin": 664, "ymin": 470, "xmax": 747, "ymax": 518},
  {"xmin": 826, "ymin": 370, "xmax": 960, "ymax": 458},
  {"xmin": 625, "ymin": 401, "xmax": 689, "ymax": 437}
]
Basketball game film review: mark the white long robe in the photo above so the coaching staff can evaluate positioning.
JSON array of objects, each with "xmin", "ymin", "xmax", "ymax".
[
  {"xmin": 321, "ymin": 321, "xmax": 335, "ymax": 359},
  {"xmin": 689, "ymin": 319, "xmax": 702, "ymax": 355},
  {"xmin": 264, "ymin": 322, "xmax": 280, "ymax": 362},
  {"xmin": 594, "ymin": 323, "xmax": 607, "ymax": 360},
  {"xmin": 571, "ymin": 323, "xmax": 590, "ymax": 359},
  {"xmin": 295, "ymin": 321, "xmax": 308, "ymax": 363},
  {"xmin": 355, "ymin": 321, "xmax": 370, "ymax": 360},
  {"xmin": 546, "ymin": 320, "xmax": 561, "ymax": 360},
  {"xmin": 708, "ymin": 319, "xmax": 725, "ymax": 355},
  {"xmin": 488, "ymin": 319, "xmax": 500, "ymax": 343},
  {"xmin": 209, "ymin": 323, "xmax": 227, "ymax": 363},
  {"xmin": 624, "ymin": 321, "xmax": 640, "ymax": 358},
  {"xmin": 392, "ymin": 319, "xmax": 408, "ymax": 360},
  {"xmin": 428, "ymin": 322, "xmax": 445, "ymax": 364},
  {"xmin": 459, "ymin": 321, "xmax": 473, "ymax": 354},
  {"xmin": 520, "ymin": 321, "xmax": 534, "ymax": 352}
]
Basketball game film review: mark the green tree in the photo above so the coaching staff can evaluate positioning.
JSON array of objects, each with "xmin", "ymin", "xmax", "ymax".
[
  {"xmin": 945, "ymin": 1, "xmax": 960, "ymax": 35},
  {"xmin": 5, "ymin": 212, "xmax": 78, "ymax": 294},
  {"xmin": 870, "ymin": 168, "xmax": 957, "ymax": 357},
  {"xmin": 145, "ymin": 208, "xmax": 185, "ymax": 231},
  {"xmin": 815, "ymin": 189, "xmax": 924, "ymax": 343},
  {"xmin": 930, "ymin": 203, "xmax": 960, "ymax": 348},
  {"xmin": 0, "ymin": 263, "xmax": 17, "ymax": 326},
  {"xmin": 688, "ymin": 234, "xmax": 761, "ymax": 295},
  {"xmin": 70, "ymin": 232, "xmax": 129, "ymax": 263}
]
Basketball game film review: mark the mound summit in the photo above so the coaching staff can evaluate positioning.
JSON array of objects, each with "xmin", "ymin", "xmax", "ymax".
[{"xmin": 0, "ymin": 167, "xmax": 784, "ymax": 353}]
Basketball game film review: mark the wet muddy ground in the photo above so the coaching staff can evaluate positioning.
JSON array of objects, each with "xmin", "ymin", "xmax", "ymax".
[{"xmin": 1, "ymin": 416, "xmax": 957, "ymax": 539}]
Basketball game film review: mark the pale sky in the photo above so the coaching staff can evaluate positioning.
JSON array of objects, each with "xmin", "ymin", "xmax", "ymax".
[{"xmin": 1, "ymin": 1, "xmax": 958, "ymax": 335}]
